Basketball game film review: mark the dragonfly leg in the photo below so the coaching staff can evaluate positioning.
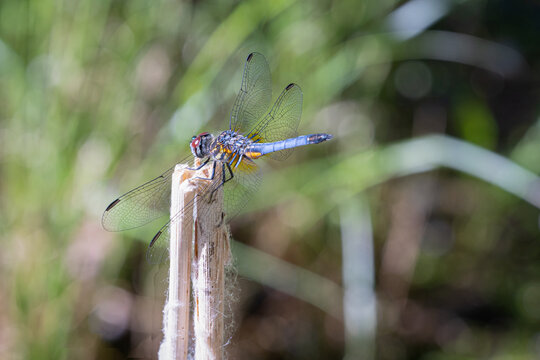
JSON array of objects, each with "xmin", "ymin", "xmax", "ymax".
[
  {"xmin": 234, "ymin": 154, "xmax": 243, "ymax": 170},
  {"xmin": 209, "ymin": 162, "xmax": 234, "ymax": 201},
  {"xmin": 194, "ymin": 160, "xmax": 216, "ymax": 181},
  {"xmin": 224, "ymin": 162, "xmax": 234, "ymax": 182},
  {"xmin": 188, "ymin": 157, "xmax": 210, "ymax": 171}
]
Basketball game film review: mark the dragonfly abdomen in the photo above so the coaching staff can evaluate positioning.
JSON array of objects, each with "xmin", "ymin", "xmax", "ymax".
[{"xmin": 246, "ymin": 133, "xmax": 332, "ymax": 159}]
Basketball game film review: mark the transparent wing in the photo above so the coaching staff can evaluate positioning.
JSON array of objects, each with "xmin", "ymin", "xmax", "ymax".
[
  {"xmin": 146, "ymin": 159, "xmax": 261, "ymax": 264},
  {"xmin": 223, "ymin": 157, "xmax": 262, "ymax": 220},
  {"xmin": 229, "ymin": 52, "xmax": 272, "ymax": 134},
  {"xmin": 102, "ymin": 166, "xmax": 176, "ymax": 231},
  {"xmin": 102, "ymin": 153, "xmax": 197, "ymax": 231},
  {"xmin": 248, "ymin": 83, "xmax": 303, "ymax": 160}
]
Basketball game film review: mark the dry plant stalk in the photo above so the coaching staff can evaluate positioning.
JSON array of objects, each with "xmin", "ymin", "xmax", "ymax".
[
  {"xmin": 159, "ymin": 161, "xmax": 230, "ymax": 360},
  {"xmin": 192, "ymin": 167, "xmax": 230, "ymax": 360},
  {"xmin": 159, "ymin": 164, "xmax": 195, "ymax": 360}
]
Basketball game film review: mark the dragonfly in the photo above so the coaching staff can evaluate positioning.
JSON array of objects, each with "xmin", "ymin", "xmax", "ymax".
[{"xmin": 102, "ymin": 52, "xmax": 332, "ymax": 264}]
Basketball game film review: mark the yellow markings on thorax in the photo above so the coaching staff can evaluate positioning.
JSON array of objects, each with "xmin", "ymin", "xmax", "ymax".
[
  {"xmin": 219, "ymin": 145, "xmax": 233, "ymax": 155},
  {"xmin": 245, "ymin": 151, "xmax": 262, "ymax": 159},
  {"xmin": 213, "ymin": 144, "xmax": 233, "ymax": 161}
]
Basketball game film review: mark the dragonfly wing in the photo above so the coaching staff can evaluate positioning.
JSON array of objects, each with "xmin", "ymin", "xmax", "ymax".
[
  {"xmin": 224, "ymin": 157, "xmax": 262, "ymax": 220},
  {"xmin": 248, "ymin": 83, "xmax": 303, "ymax": 161},
  {"xmin": 146, "ymin": 220, "xmax": 172, "ymax": 265},
  {"xmin": 230, "ymin": 52, "xmax": 272, "ymax": 134},
  {"xmin": 102, "ymin": 165, "xmax": 176, "ymax": 231}
]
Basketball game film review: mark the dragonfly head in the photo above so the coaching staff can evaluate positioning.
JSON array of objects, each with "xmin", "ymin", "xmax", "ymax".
[{"xmin": 190, "ymin": 132, "xmax": 213, "ymax": 158}]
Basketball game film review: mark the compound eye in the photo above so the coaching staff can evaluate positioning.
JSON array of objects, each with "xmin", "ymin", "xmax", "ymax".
[
  {"xmin": 191, "ymin": 136, "xmax": 200, "ymax": 148},
  {"xmin": 191, "ymin": 135, "xmax": 196, "ymax": 141}
]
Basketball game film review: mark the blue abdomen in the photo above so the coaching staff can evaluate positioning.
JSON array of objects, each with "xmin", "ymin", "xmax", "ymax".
[{"xmin": 247, "ymin": 133, "xmax": 332, "ymax": 157}]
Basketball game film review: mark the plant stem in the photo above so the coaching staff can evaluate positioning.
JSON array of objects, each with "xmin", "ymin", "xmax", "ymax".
[
  {"xmin": 192, "ymin": 164, "xmax": 229, "ymax": 360},
  {"xmin": 159, "ymin": 164, "xmax": 195, "ymax": 360},
  {"xmin": 159, "ymin": 162, "xmax": 229, "ymax": 360}
]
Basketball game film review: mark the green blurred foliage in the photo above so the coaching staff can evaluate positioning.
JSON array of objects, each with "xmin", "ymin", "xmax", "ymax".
[
  {"xmin": 455, "ymin": 98, "xmax": 497, "ymax": 150},
  {"xmin": 1, "ymin": 0, "xmax": 540, "ymax": 359}
]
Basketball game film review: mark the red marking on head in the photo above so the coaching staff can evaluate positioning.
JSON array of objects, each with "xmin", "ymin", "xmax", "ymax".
[
  {"xmin": 191, "ymin": 133, "xmax": 208, "ymax": 148},
  {"xmin": 190, "ymin": 136, "xmax": 200, "ymax": 148}
]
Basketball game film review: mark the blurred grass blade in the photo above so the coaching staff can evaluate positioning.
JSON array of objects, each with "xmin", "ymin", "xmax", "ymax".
[
  {"xmin": 340, "ymin": 196, "xmax": 375, "ymax": 360},
  {"xmin": 232, "ymin": 240, "xmax": 343, "ymax": 320}
]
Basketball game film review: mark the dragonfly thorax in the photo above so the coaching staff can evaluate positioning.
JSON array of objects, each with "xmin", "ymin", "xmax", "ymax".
[
  {"xmin": 211, "ymin": 130, "xmax": 253, "ymax": 161},
  {"xmin": 190, "ymin": 132, "xmax": 214, "ymax": 158}
]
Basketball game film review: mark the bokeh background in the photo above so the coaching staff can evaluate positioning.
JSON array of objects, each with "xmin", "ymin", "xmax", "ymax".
[{"xmin": 2, "ymin": 0, "xmax": 540, "ymax": 359}]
